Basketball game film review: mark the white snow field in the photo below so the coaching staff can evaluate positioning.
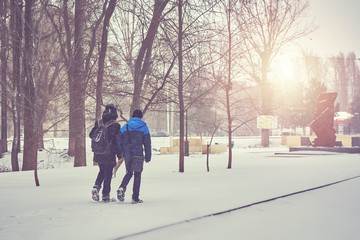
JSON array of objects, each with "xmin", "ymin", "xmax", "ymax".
[{"xmin": 0, "ymin": 136, "xmax": 360, "ymax": 240}]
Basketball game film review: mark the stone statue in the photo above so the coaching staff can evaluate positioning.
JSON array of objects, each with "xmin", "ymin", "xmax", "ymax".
[{"xmin": 309, "ymin": 92, "xmax": 337, "ymax": 147}]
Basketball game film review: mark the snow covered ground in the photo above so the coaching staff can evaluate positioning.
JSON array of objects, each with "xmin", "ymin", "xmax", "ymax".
[{"xmin": 0, "ymin": 136, "xmax": 360, "ymax": 240}]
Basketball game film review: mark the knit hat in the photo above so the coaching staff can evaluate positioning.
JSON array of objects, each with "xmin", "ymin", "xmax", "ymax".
[
  {"xmin": 102, "ymin": 104, "xmax": 118, "ymax": 120},
  {"xmin": 132, "ymin": 109, "xmax": 143, "ymax": 119}
]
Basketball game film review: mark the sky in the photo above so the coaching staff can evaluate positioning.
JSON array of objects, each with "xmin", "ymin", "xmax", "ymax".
[
  {"xmin": 305, "ymin": 0, "xmax": 360, "ymax": 57},
  {"xmin": 267, "ymin": 0, "xmax": 360, "ymax": 95}
]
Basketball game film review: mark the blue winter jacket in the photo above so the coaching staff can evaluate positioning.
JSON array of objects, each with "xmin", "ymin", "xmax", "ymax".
[{"xmin": 119, "ymin": 117, "xmax": 151, "ymax": 162}]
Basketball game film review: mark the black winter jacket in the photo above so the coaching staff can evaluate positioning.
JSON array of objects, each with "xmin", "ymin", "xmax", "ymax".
[{"xmin": 89, "ymin": 115, "xmax": 122, "ymax": 166}]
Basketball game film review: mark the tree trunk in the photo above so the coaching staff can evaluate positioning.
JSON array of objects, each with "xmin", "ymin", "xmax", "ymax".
[
  {"xmin": 73, "ymin": 0, "xmax": 86, "ymax": 167},
  {"xmin": 206, "ymin": 144, "xmax": 210, "ymax": 172},
  {"xmin": 96, "ymin": 0, "xmax": 117, "ymax": 119},
  {"xmin": 178, "ymin": 0, "xmax": 184, "ymax": 173},
  {"xmin": 0, "ymin": 0, "xmax": 8, "ymax": 153},
  {"xmin": 37, "ymin": 117, "xmax": 44, "ymax": 149},
  {"xmin": 62, "ymin": 0, "xmax": 76, "ymax": 157},
  {"xmin": 68, "ymin": 82, "xmax": 76, "ymax": 156},
  {"xmin": 261, "ymin": 52, "xmax": 270, "ymax": 147},
  {"xmin": 23, "ymin": 0, "xmax": 38, "ymax": 175},
  {"xmin": 226, "ymin": 0, "xmax": 232, "ymax": 169},
  {"xmin": 226, "ymin": 88, "xmax": 232, "ymax": 168},
  {"xmin": 10, "ymin": 0, "xmax": 22, "ymax": 172}
]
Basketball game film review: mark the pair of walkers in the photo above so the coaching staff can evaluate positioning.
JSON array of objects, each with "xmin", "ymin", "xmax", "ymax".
[{"xmin": 89, "ymin": 104, "xmax": 151, "ymax": 203}]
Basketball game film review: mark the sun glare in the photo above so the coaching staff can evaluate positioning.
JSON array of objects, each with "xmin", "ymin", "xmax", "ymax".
[
  {"xmin": 272, "ymin": 56, "xmax": 295, "ymax": 79},
  {"xmin": 269, "ymin": 52, "xmax": 303, "ymax": 96},
  {"xmin": 280, "ymin": 60, "xmax": 294, "ymax": 78}
]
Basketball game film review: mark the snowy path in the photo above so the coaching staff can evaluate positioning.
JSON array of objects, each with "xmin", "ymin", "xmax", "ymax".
[
  {"xmin": 123, "ymin": 177, "xmax": 360, "ymax": 240},
  {"xmin": 1, "ymin": 140, "xmax": 360, "ymax": 240}
]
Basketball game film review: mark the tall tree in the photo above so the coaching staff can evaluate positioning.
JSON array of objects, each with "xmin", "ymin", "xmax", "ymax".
[
  {"xmin": 0, "ymin": 0, "xmax": 8, "ymax": 153},
  {"xmin": 106, "ymin": 0, "xmax": 176, "ymax": 122},
  {"xmin": 177, "ymin": 0, "xmax": 184, "ymax": 172},
  {"xmin": 238, "ymin": 0, "xmax": 313, "ymax": 147},
  {"xmin": 10, "ymin": 0, "xmax": 22, "ymax": 171},
  {"xmin": 60, "ymin": 0, "xmax": 77, "ymax": 157},
  {"xmin": 22, "ymin": 0, "xmax": 36, "ymax": 171},
  {"xmin": 206, "ymin": 0, "xmax": 241, "ymax": 169},
  {"xmin": 73, "ymin": 0, "xmax": 86, "ymax": 167},
  {"xmin": 95, "ymin": 0, "xmax": 117, "ymax": 119},
  {"xmin": 22, "ymin": 0, "xmax": 39, "ymax": 185},
  {"xmin": 32, "ymin": 7, "xmax": 68, "ymax": 148},
  {"xmin": 129, "ymin": 0, "xmax": 170, "ymax": 115},
  {"xmin": 225, "ymin": 0, "xmax": 232, "ymax": 168},
  {"xmin": 166, "ymin": 0, "xmax": 219, "ymax": 172},
  {"xmin": 45, "ymin": 0, "xmax": 108, "ymax": 158}
]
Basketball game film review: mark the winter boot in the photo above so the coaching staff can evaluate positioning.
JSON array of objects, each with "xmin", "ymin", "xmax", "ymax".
[
  {"xmin": 131, "ymin": 198, "xmax": 143, "ymax": 204},
  {"xmin": 91, "ymin": 185, "xmax": 100, "ymax": 201},
  {"xmin": 117, "ymin": 187, "xmax": 125, "ymax": 202},
  {"xmin": 102, "ymin": 194, "xmax": 110, "ymax": 202}
]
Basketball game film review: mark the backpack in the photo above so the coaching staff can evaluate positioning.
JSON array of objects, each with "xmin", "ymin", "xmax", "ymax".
[{"xmin": 91, "ymin": 119, "xmax": 116, "ymax": 155}]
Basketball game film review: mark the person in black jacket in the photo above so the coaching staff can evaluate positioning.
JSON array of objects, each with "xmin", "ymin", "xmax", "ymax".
[
  {"xmin": 90, "ymin": 104, "xmax": 123, "ymax": 202},
  {"xmin": 117, "ymin": 109, "xmax": 151, "ymax": 204}
]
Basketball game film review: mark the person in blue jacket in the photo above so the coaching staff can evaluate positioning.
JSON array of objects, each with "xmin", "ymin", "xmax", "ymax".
[{"xmin": 117, "ymin": 109, "xmax": 151, "ymax": 204}]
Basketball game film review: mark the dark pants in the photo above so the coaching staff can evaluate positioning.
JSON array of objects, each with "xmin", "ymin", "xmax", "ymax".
[
  {"xmin": 119, "ymin": 156, "xmax": 143, "ymax": 200},
  {"xmin": 94, "ymin": 164, "xmax": 113, "ymax": 196}
]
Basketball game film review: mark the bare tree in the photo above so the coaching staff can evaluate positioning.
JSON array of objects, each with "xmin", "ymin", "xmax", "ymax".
[
  {"xmin": 23, "ymin": 0, "xmax": 36, "ymax": 171},
  {"xmin": 0, "ymin": 0, "xmax": 8, "ymax": 154},
  {"xmin": 72, "ymin": 0, "xmax": 86, "ymax": 167},
  {"xmin": 224, "ymin": 0, "xmax": 233, "ymax": 169},
  {"xmin": 177, "ymin": 0, "xmax": 184, "ymax": 172},
  {"xmin": 169, "ymin": 0, "xmax": 220, "ymax": 172},
  {"xmin": 237, "ymin": 0, "xmax": 314, "ymax": 147},
  {"xmin": 17, "ymin": 1, "xmax": 69, "ymax": 150},
  {"xmin": 207, "ymin": 0, "xmax": 258, "ymax": 169},
  {"xmin": 103, "ymin": 0, "xmax": 174, "ymax": 122},
  {"xmin": 22, "ymin": 0, "xmax": 40, "ymax": 186},
  {"xmin": 45, "ymin": 0, "xmax": 106, "ymax": 164},
  {"xmin": 95, "ymin": 0, "xmax": 117, "ymax": 119},
  {"xmin": 44, "ymin": 0, "xmax": 77, "ymax": 155},
  {"xmin": 33, "ymin": 28, "xmax": 67, "ymax": 149},
  {"xmin": 10, "ymin": 0, "xmax": 22, "ymax": 171},
  {"xmin": 129, "ymin": 0, "xmax": 171, "ymax": 115},
  {"xmin": 214, "ymin": 0, "xmax": 247, "ymax": 169}
]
